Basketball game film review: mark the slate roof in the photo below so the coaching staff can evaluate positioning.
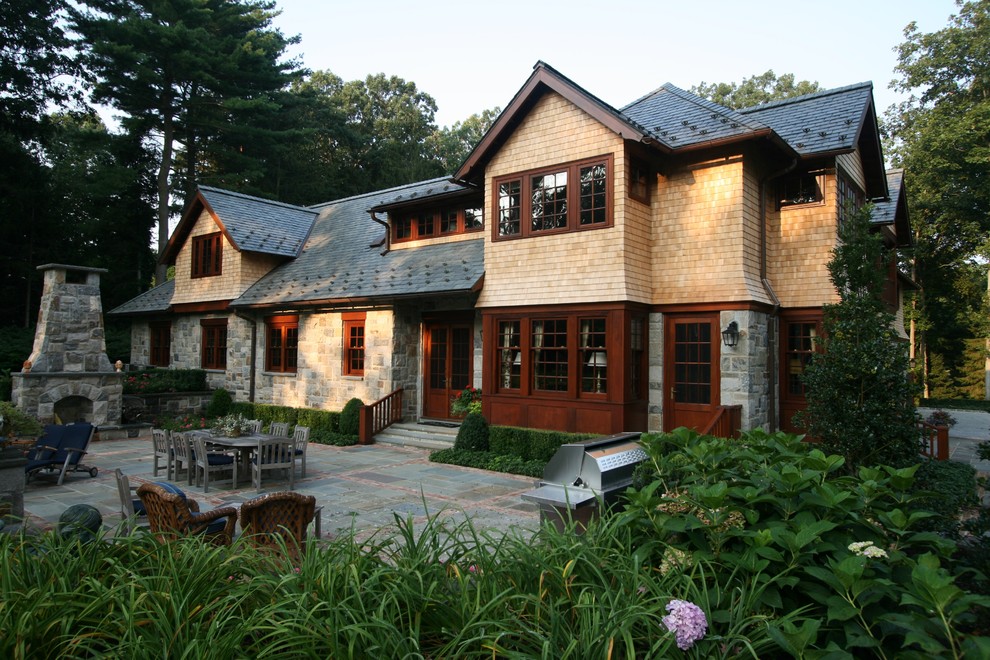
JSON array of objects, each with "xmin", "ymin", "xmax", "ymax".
[
  {"xmin": 108, "ymin": 278, "xmax": 174, "ymax": 316},
  {"xmin": 199, "ymin": 186, "xmax": 316, "ymax": 258},
  {"xmin": 230, "ymin": 178, "xmax": 484, "ymax": 308},
  {"xmin": 621, "ymin": 84, "xmax": 771, "ymax": 150},
  {"xmin": 737, "ymin": 83, "xmax": 874, "ymax": 156},
  {"xmin": 871, "ymin": 169, "xmax": 904, "ymax": 226}
]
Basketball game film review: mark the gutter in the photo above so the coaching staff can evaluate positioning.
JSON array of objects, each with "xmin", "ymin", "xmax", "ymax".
[
  {"xmin": 234, "ymin": 310, "xmax": 257, "ymax": 403},
  {"xmin": 370, "ymin": 211, "xmax": 390, "ymax": 256},
  {"xmin": 759, "ymin": 155, "xmax": 798, "ymax": 432}
]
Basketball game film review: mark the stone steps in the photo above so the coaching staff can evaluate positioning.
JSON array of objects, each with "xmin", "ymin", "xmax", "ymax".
[{"xmin": 373, "ymin": 421, "xmax": 459, "ymax": 451}]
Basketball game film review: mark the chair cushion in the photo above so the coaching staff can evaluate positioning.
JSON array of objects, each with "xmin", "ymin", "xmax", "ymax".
[
  {"xmin": 206, "ymin": 454, "xmax": 234, "ymax": 466},
  {"xmin": 132, "ymin": 499, "xmax": 147, "ymax": 516},
  {"xmin": 154, "ymin": 482, "xmax": 187, "ymax": 500},
  {"xmin": 294, "ymin": 448, "xmax": 304, "ymax": 456},
  {"xmin": 202, "ymin": 519, "xmax": 228, "ymax": 536}
]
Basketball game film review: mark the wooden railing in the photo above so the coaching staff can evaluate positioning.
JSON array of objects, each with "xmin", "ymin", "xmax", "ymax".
[
  {"xmin": 917, "ymin": 420, "xmax": 949, "ymax": 461},
  {"xmin": 700, "ymin": 405, "xmax": 742, "ymax": 438},
  {"xmin": 358, "ymin": 388, "xmax": 403, "ymax": 445}
]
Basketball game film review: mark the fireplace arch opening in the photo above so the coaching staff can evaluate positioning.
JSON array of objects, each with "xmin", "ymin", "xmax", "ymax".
[{"xmin": 54, "ymin": 396, "xmax": 94, "ymax": 424}]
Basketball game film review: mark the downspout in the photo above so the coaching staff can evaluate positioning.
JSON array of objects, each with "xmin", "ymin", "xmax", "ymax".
[
  {"xmin": 370, "ymin": 212, "xmax": 390, "ymax": 256},
  {"xmin": 760, "ymin": 156, "xmax": 798, "ymax": 432},
  {"xmin": 234, "ymin": 310, "xmax": 257, "ymax": 403}
]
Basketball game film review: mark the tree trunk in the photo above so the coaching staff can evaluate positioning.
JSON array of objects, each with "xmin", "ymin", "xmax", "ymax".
[{"xmin": 155, "ymin": 111, "xmax": 175, "ymax": 286}]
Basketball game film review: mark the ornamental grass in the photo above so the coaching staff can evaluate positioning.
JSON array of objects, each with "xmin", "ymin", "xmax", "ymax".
[{"xmin": 1, "ymin": 429, "xmax": 988, "ymax": 658}]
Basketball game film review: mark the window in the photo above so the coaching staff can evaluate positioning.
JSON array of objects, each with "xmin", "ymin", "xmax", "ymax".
[
  {"xmin": 778, "ymin": 172, "xmax": 825, "ymax": 207},
  {"xmin": 497, "ymin": 320, "xmax": 521, "ymax": 390},
  {"xmin": 200, "ymin": 319, "xmax": 227, "ymax": 370},
  {"xmin": 494, "ymin": 155, "xmax": 613, "ymax": 239},
  {"xmin": 393, "ymin": 205, "xmax": 484, "ymax": 242},
  {"xmin": 629, "ymin": 160, "xmax": 651, "ymax": 204},
  {"xmin": 532, "ymin": 319, "xmax": 568, "ymax": 392},
  {"xmin": 191, "ymin": 232, "xmax": 222, "ymax": 278},
  {"xmin": 580, "ymin": 318, "xmax": 608, "ymax": 394},
  {"xmin": 837, "ymin": 174, "xmax": 865, "ymax": 226},
  {"xmin": 630, "ymin": 316, "xmax": 645, "ymax": 399},
  {"xmin": 785, "ymin": 321, "xmax": 818, "ymax": 397},
  {"xmin": 266, "ymin": 315, "xmax": 298, "ymax": 373},
  {"xmin": 149, "ymin": 321, "xmax": 171, "ymax": 367},
  {"xmin": 343, "ymin": 313, "xmax": 365, "ymax": 376}
]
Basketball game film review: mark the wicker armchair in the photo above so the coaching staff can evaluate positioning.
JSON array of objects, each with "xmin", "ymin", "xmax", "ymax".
[
  {"xmin": 136, "ymin": 482, "xmax": 238, "ymax": 546},
  {"xmin": 239, "ymin": 491, "xmax": 318, "ymax": 560}
]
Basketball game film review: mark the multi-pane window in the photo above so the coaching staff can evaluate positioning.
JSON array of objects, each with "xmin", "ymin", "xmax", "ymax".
[
  {"xmin": 200, "ymin": 319, "xmax": 227, "ymax": 370},
  {"xmin": 495, "ymin": 155, "xmax": 612, "ymax": 239},
  {"xmin": 779, "ymin": 172, "xmax": 825, "ymax": 207},
  {"xmin": 785, "ymin": 322, "xmax": 818, "ymax": 397},
  {"xmin": 191, "ymin": 233, "xmax": 222, "ymax": 278},
  {"xmin": 497, "ymin": 320, "xmax": 521, "ymax": 390},
  {"xmin": 532, "ymin": 319, "xmax": 568, "ymax": 392},
  {"xmin": 149, "ymin": 321, "xmax": 171, "ymax": 367},
  {"xmin": 580, "ymin": 318, "xmax": 608, "ymax": 394},
  {"xmin": 343, "ymin": 313, "xmax": 365, "ymax": 376},
  {"xmin": 393, "ymin": 206, "xmax": 484, "ymax": 242},
  {"xmin": 837, "ymin": 175, "xmax": 865, "ymax": 227},
  {"xmin": 673, "ymin": 322, "xmax": 712, "ymax": 405},
  {"xmin": 266, "ymin": 315, "xmax": 298, "ymax": 373},
  {"xmin": 630, "ymin": 317, "xmax": 645, "ymax": 399}
]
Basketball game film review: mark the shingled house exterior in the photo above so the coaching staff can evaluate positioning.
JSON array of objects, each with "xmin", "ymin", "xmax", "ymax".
[{"xmin": 110, "ymin": 62, "xmax": 912, "ymax": 436}]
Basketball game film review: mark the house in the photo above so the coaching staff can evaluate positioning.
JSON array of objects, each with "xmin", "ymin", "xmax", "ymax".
[{"xmin": 109, "ymin": 61, "xmax": 912, "ymax": 436}]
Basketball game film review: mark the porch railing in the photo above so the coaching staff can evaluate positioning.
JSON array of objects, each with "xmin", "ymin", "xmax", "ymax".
[
  {"xmin": 917, "ymin": 419, "xmax": 949, "ymax": 461},
  {"xmin": 700, "ymin": 405, "xmax": 742, "ymax": 438},
  {"xmin": 359, "ymin": 388, "xmax": 403, "ymax": 445}
]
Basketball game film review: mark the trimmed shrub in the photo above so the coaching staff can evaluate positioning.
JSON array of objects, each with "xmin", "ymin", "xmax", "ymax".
[
  {"xmin": 311, "ymin": 429, "xmax": 358, "ymax": 446},
  {"xmin": 229, "ymin": 401, "xmax": 256, "ymax": 419},
  {"xmin": 428, "ymin": 448, "xmax": 544, "ymax": 478},
  {"xmin": 252, "ymin": 404, "xmax": 298, "ymax": 431},
  {"xmin": 296, "ymin": 408, "xmax": 340, "ymax": 434},
  {"xmin": 454, "ymin": 412, "xmax": 489, "ymax": 452},
  {"xmin": 339, "ymin": 398, "xmax": 363, "ymax": 436},
  {"xmin": 205, "ymin": 388, "xmax": 233, "ymax": 418},
  {"xmin": 489, "ymin": 425, "xmax": 595, "ymax": 462}
]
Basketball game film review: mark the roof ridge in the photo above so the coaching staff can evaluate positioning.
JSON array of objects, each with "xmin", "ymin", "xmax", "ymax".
[
  {"xmin": 199, "ymin": 186, "xmax": 317, "ymax": 214},
  {"xmin": 307, "ymin": 176, "xmax": 455, "ymax": 210},
  {"xmin": 658, "ymin": 83, "xmax": 770, "ymax": 131},
  {"xmin": 738, "ymin": 81, "xmax": 874, "ymax": 113}
]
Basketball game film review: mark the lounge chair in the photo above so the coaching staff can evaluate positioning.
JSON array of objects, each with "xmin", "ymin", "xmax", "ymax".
[
  {"xmin": 136, "ymin": 482, "xmax": 238, "ymax": 546},
  {"xmin": 24, "ymin": 423, "xmax": 97, "ymax": 485}
]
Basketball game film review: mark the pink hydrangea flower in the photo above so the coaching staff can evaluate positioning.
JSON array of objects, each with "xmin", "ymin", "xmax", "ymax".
[{"xmin": 662, "ymin": 599, "xmax": 708, "ymax": 650}]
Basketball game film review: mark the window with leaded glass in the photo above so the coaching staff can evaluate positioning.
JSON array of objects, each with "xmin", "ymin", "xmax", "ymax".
[
  {"xmin": 579, "ymin": 163, "xmax": 607, "ymax": 225},
  {"xmin": 779, "ymin": 172, "xmax": 825, "ymax": 207},
  {"xmin": 531, "ymin": 170, "xmax": 568, "ymax": 232},
  {"xmin": 497, "ymin": 320, "xmax": 521, "ymax": 390},
  {"xmin": 580, "ymin": 318, "xmax": 607, "ymax": 394},
  {"xmin": 532, "ymin": 319, "xmax": 568, "ymax": 392},
  {"xmin": 498, "ymin": 180, "xmax": 521, "ymax": 236}
]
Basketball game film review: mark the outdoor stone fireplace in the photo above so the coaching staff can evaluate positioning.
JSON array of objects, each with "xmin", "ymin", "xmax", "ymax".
[{"xmin": 11, "ymin": 264, "xmax": 123, "ymax": 427}]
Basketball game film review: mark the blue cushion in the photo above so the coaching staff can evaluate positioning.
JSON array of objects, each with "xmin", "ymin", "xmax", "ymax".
[
  {"xmin": 153, "ymin": 482, "xmax": 187, "ymax": 500},
  {"xmin": 202, "ymin": 519, "xmax": 228, "ymax": 536},
  {"xmin": 206, "ymin": 454, "xmax": 234, "ymax": 466},
  {"xmin": 132, "ymin": 499, "xmax": 146, "ymax": 516}
]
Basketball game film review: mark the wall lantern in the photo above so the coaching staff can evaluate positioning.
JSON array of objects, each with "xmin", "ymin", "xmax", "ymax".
[{"xmin": 721, "ymin": 321, "xmax": 740, "ymax": 348}]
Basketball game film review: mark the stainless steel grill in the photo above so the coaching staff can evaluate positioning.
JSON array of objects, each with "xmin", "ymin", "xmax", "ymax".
[{"xmin": 522, "ymin": 432, "xmax": 647, "ymax": 529}]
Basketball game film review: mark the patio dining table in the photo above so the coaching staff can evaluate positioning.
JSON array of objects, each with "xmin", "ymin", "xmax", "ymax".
[{"xmin": 190, "ymin": 431, "xmax": 281, "ymax": 488}]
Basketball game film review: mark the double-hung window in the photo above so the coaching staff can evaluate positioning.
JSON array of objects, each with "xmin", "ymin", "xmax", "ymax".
[
  {"xmin": 149, "ymin": 321, "xmax": 171, "ymax": 367},
  {"xmin": 266, "ymin": 315, "xmax": 298, "ymax": 373},
  {"xmin": 494, "ymin": 155, "xmax": 612, "ymax": 240},
  {"xmin": 191, "ymin": 232, "xmax": 222, "ymax": 278},
  {"xmin": 200, "ymin": 319, "xmax": 227, "ymax": 370},
  {"xmin": 343, "ymin": 313, "xmax": 366, "ymax": 377}
]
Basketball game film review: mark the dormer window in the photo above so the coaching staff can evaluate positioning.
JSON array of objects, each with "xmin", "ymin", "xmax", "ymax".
[
  {"xmin": 191, "ymin": 232, "xmax": 222, "ymax": 278},
  {"xmin": 392, "ymin": 205, "xmax": 484, "ymax": 243},
  {"xmin": 779, "ymin": 172, "xmax": 825, "ymax": 208}
]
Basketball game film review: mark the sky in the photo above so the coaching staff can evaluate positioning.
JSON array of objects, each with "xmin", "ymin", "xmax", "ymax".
[{"xmin": 271, "ymin": 0, "xmax": 961, "ymax": 128}]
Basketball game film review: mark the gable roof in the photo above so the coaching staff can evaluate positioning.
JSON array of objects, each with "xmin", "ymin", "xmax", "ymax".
[
  {"xmin": 160, "ymin": 187, "xmax": 318, "ymax": 265},
  {"xmin": 230, "ymin": 178, "xmax": 484, "ymax": 309},
  {"xmin": 107, "ymin": 278, "xmax": 174, "ymax": 316},
  {"xmin": 871, "ymin": 168, "xmax": 911, "ymax": 247}
]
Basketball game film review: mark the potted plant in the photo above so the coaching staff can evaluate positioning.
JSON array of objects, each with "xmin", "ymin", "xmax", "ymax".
[
  {"xmin": 450, "ymin": 386, "xmax": 482, "ymax": 417},
  {"xmin": 210, "ymin": 413, "xmax": 253, "ymax": 438}
]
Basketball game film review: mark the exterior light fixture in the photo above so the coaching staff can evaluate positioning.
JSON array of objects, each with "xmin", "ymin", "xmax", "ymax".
[{"xmin": 721, "ymin": 321, "xmax": 740, "ymax": 348}]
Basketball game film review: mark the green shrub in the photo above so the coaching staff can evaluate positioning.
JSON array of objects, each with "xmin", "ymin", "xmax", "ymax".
[
  {"xmin": 911, "ymin": 459, "xmax": 979, "ymax": 536},
  {"xmin": 339, "ymin": 398, "xmax": 363, "ymax": 436},
  {"xmin": 311, "ymin": 429, "xmax": 358, "ymax": 446},
  {"xmin": 229, "ymin": 401, "xmax": 256, "ymax": 418},
  {"xmin": 122, "ymin": 369, "xmax": 207, "ymax": 394},
  {"xmin": 251, "ymin": 404, "xmax": 298, "ymax": 431},
  {"xmin": 489, "ymin": 425, "xmax": 595, "ymax": 462},
  {"xmin": 0, "ymin": 400, "xmax": 43, "ymax": 438},
  {"xmin": 428, "ymin": 447, "xmax": 544, "ymax": 478},
  {"xmin": 205, "ymin": 388, "xmax": 233, "ymax": 418},
  {"xmin": 296, "ymin": 408, "xmax": 340, "ymax": 434},
  {"xmin": 454, "ymin": 412, "xmax": 489, "ymax": 452}
]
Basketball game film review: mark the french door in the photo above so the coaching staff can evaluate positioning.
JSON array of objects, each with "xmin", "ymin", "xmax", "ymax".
[
  {"xmin": 663, "ymin": 314, "xmax": 720, "ymax": 432},
  {"xmin": 423, "ymin": 321, "xmax": 473, "ymax": 419}
]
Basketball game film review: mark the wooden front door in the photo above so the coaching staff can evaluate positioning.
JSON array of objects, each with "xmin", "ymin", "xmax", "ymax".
[
  {"xmin": 424, "ymin": 322, "xmax": 473, "ymax": 419},
  {"xmin": 779, "ymin": 314, "xmax": 822, "ymax": 433},
  {"xmin": 663, "ymin": 314, "xmax": 720, "ymax": 432}
]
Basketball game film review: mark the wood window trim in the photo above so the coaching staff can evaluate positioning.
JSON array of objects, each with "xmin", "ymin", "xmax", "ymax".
[
  {"xmin": 778, "ymin": 172, "xmax": 826, "ymax": 209},
  {"xmin": 392, "ymin": 205, "xmax": 485, "ymax": 244},
  {"xmin": 200, "ymin": 318, "xmax": 228, "ymax": 371},
  {"xmin": 265, "ymin": 314, "xmax": 299, "ymax": 374},
  {"xmin": 493, "ymin": 154, "xmax": 614, "ymax": 241},
  {"xmin": 342, "ymin": 312, "xmax": 366, "ymax": 377},
  {"xmin": 191, "ymin": 232, "xmax": 223, "ymax": 278}
]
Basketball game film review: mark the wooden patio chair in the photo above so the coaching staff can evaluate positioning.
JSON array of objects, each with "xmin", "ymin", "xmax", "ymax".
[
  {"xmin": 151, "ymin": 428, "xmax": 173, "ymax": 480},
  {"xmin": 170, "ymin": 431, "xmax": 195, "ymax": 485},
  {"xmin": 245, "ymin": 419, "xmax": 263, "ymax": 434},
  {"xmin": 238, "ymin": 491, "xmax": 318, "ymax": 561},
  {"xmin": 114, "ymin": 468, "xmax": 147, "ymax": 534},
  {"xmin": 136, "ymin": 482, "xmax": 238, "ymax": 546},
  {"xmin": 268, "ymin": 421, "xmax": 290, "ymax": 437},
  {"xmin": 251, "ymin": 436, "xmax": 295, "ymax": 493},
  {"xmin": 292, "ymin": 425, "xmax": 310, "ymax": 478},
  {"xmin": 191, "ymin": 435, "xmax": 238, "ymax": 493}
]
